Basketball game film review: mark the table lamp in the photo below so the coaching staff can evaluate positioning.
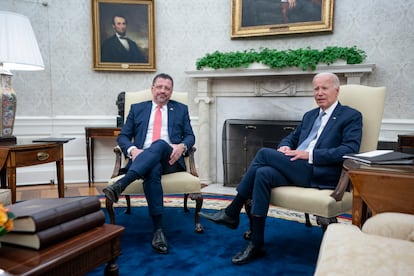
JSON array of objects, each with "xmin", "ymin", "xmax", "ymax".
[{"xmin": 0, "ymin": 11, "xmax": 44, "ymax": 143}]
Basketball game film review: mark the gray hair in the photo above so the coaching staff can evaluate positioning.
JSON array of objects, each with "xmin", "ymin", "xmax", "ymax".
[{"xmin": 313, "ymin": 72, "xmax": 340, "ymax": 88}]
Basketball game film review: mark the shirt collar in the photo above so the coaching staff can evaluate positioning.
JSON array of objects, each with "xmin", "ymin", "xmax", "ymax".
[{"xmin": 320, "ymin": 101, "xmax": 338, "ymax": 118}]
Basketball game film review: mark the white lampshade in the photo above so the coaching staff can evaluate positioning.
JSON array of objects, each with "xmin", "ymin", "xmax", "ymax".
[
  {"xmin": 0, "ymin": 11, "xmax": 44, "ymax": 140},
  {"xmin": 0, "ymin": 11, "xmax": 44, "ymax": 72}
]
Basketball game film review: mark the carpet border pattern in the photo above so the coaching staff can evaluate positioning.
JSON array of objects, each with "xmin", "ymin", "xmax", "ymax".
[{"xmin": 99, "ymin": 195, "xmax": 351, "ymax": 226}]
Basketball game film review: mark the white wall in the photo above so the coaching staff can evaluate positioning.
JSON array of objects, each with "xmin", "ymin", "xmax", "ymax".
[{"xmin": 3, "ymin": 0, "xmax": 414, "ymax": 185}]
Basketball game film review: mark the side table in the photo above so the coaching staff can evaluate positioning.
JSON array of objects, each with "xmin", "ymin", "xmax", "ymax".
[
  {"xmin": 0, "ymin": 141, "xmax": 68, "ymax": 203},
  {"xmin": 85, "ymin": 127, "xmax": 121, "ymax": 186},
  {"xmin": 344, "ymin": 159, "xmax": 414, "ymax": 228}
]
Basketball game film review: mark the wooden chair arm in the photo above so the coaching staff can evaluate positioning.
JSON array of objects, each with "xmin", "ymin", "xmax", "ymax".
[
  {"xmin": 110, "ymin": 145, "xmax": 199, "ymax": 179},
  {"xmin": 330, "ymin": 168, "xmax": 351, "ymax": 201},
  {"xmin": 111, "ymin": 146, "xmax": 123, "ymax": 178},
  {"xmin": 187, "ymin": 147, "xmax": 199, "ymax": 177}
]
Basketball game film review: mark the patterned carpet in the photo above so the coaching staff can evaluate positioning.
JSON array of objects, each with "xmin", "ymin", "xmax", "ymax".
[{"xmin": 99, "ymin": 195, "xmax": 351, "ymax": 226}]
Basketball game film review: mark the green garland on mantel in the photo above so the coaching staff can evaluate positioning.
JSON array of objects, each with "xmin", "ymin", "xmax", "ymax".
[{"xmin": 196, "ymin": 46, "xmax": 367, "ymax": 71}]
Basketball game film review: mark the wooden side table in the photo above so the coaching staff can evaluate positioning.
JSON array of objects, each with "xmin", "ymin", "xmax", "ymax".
[
  {"xmin": 0, "ymin": 224, "xmax": 124, "ymax": 276},
  {"xmin": 344, "ymin": 159, "xmax": 414, "ymax": 228},
  {"xmin": 0, "ymin": 142, "xmax": 67, "ymax": 203},
  {"xmin": 85, "ymin": 127, "xmax": 121, "ymax": 186}
]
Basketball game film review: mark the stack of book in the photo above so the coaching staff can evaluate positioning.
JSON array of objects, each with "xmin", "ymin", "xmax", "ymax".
[{"xmin": 0, "ymin": 197, "xmax": 105, "ymax": 250}]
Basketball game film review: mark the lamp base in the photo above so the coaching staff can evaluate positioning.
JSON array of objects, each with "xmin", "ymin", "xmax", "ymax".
[{"xmin": 0, "ymin": 136, "xmax": 17, "ymax": 145}]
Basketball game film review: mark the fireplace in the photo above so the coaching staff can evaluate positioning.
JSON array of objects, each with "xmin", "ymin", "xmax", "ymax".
[
  {"xmin": 186, "ymin": 63, "xmax": 375, "ymax": 184},
  {"xmin": 222, "ymin": 119, "xmax": 300, "ymax": 186}
]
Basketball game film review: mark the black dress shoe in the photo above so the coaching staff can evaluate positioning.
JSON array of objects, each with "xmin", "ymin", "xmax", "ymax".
[
  {"xmin": 103, "ymin": 182, "xmax": 122, "ymax": 203},
  {"xmin": 232, "ymin": 242, "xmax": 266, "ymax": 265},
  {"xmin": 199, "ymin": 209, "xmax": 239, "ymax": 229},
  {"xmin": 152, "ymin": 229, "xmax": 168, "ymax": 254}
]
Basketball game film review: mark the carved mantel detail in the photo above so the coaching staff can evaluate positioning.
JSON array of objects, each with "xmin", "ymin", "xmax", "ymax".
[{"xmin": 186, "ymin": 64, "xmax": 375, "ymax": 184}]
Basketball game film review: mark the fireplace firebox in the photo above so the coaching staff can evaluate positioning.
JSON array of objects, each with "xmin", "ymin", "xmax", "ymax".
[{"xmin": 222, "ymin": 119, "xmax": 300, "ymax": 187}]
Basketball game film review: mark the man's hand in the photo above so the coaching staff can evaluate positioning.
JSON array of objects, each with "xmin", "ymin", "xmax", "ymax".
[
  {"xmin": 130, "ymin": 147, "xmax": 143, "ymax": 161},
  {"xmin": 277, "ymin": 146, "xmax": 291, "ymax": 153},
  {"xmin": 283, "ymin": 149, "xmax": 309, "ymax": 161},
  {"xmin": 169, "ymin": 143, "xmax": 186, "ymax": 165}
]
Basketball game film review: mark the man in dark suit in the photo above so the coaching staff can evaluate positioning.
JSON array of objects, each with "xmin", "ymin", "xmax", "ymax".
[
  {"xmin": 200, "ymin": 72, "xmax": 363, "ymax": 265},
  {"xmin": 103, "ymin": 73, "xmax": 195, "ymax": 254},
  {"xmin": 101, "ymin": 15, "xmax": 148, "ymax": 63}
]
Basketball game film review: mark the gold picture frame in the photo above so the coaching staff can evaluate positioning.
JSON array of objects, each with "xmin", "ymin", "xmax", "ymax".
[
  {"xmin": 231, "ymin": 0, "xmax": 334, "ymax": 38},
  {"xmin": 91, "ymin": 0, "xmax": 156, "ymax": 71}
]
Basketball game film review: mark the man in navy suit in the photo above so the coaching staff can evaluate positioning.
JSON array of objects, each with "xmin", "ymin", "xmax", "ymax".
[
  {"xmin": 200, "ymin": 72, "xmax": 363, "ymax": 264},
  {"xmin": 101, "ymin": 15, "xmax": 148, "ymax": 63},
  {"xmin": 104, "ymin": 73, "xmax": 195, "ymax": 254}
]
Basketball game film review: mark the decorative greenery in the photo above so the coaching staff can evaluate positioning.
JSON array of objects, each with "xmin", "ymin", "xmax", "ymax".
[{"xmin": 196, "ymin": 46, "xmax": 367, "ymax": 71}]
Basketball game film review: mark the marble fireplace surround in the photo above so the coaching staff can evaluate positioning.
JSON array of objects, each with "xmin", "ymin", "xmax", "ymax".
[{"xmin": 186, "ymin": 64, "xmax": 375, "ymax": 185}]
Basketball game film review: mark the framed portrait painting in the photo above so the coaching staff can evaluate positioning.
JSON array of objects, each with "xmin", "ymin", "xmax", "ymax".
[
  {"xmin": 231, "ymin": 0, "xmax": 334, "ymax": 38},
  {"xmin": 91, "ymin": 0, "xmax": 156, "ymax": 71}
]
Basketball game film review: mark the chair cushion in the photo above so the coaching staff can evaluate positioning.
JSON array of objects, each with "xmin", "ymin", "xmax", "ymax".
[
  {"xmin": 108, "ymin": 172, "xmax": 201, "ymax": 195},
  {"xmin": 270, "ymin": 186, "xmax": 352, "ymax": 218},
  {"xmin": 314, "ymin": 223, "xmax": 414, "ymax": 275},
  {"xmin": 362, "ymin": 212, "xmax": 414, "ymax": 242}
]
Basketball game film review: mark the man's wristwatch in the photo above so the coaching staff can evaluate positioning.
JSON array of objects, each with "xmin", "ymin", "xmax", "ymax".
[{"xmin": 181, "ymin": 143, "xmax": 187, "ymax": 155}]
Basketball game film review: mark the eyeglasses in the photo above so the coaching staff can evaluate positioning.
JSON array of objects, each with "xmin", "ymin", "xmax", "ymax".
[{"xmin": 153, "ymin": 85, "xmax": 172, "ymax": 92}]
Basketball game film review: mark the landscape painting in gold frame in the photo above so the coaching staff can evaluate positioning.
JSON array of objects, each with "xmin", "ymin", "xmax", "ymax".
[
  {"xmin": 91, "ymin": 0, "xmax": 156, "ymax": 71},
  {"xmin": 231, "ymin": 0, "xmax": 334, "ymax": 38}
]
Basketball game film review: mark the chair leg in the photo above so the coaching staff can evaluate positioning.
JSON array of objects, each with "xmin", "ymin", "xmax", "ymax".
[
  {"xmin": 125, "ymin": 195, "xmax": 131, "ymax": 214},
  {"xmin": 105, "ymin": 197, "xmax": 116, "ymax": 224},
  {"xmin": 305, "ymin": 213, "xmax": 312, "ymax": 227},
  {"xmin": 184, "ymin": 193, "xmax": 189, "ymax": 212},
  {"xmin": 243, "ymin": 199, "xmax": 253, "ymax": 240},
  {"xmin": 316, "ymin": 216, "xmax": 338, "ymax": 232},
  {"xmin": 189, "ymin": 193, "xmax": 204, "ymax": 233}
]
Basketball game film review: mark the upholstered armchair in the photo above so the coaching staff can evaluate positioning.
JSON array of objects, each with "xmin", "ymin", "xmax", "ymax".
[
  {"xmin": 106, "ymin": 90, "xmax": 204, "ymax": 233},
  {"xmin": 244, "ymin": 85, "xmax": 387, "ymax": 233}
]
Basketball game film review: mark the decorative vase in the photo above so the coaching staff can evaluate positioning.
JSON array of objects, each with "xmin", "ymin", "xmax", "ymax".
[{"xmin": 0, "ymin": 71, "xmax": 17, "ymax": 137}]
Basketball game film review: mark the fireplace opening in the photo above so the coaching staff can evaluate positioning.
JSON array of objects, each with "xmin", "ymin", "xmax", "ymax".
[{"xmin": 222, "ymin": 119, "xmax": 300, "ymax": 187}]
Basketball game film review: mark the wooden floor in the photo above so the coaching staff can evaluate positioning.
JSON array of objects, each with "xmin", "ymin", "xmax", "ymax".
[{"xmin": 16, "ymin": 182, "xmax": 107, "ymax": 202}]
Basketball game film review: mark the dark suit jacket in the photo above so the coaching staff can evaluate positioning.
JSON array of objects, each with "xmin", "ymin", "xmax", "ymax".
[
  {"xmin": 117, "ymin": 100, "xmax": 195, "ymax": 170},
  {"xmin": 279, "ymin": 102, "xmax": 362, "ymax": 188},
  {"xmin": 101, "ymin": 35, "xmax": 148, "ymax": 63}
]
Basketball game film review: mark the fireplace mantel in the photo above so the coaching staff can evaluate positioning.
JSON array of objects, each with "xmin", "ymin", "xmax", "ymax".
[{"xmin": 186, "ymin": 64, "xmax": 375, "ymax": 184}]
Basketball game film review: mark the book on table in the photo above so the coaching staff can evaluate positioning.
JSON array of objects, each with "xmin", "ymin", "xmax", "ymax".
[
  {"xmin": 0, "ymin": 210, "xmax": 105, "ymax": 250},
  {"xmin": 343, "ymin": 150, "xmax": 414, "ymax": 165},
  {"xmin": 6, "ymin": 197, "xmax": 101, "ymax": 233}
]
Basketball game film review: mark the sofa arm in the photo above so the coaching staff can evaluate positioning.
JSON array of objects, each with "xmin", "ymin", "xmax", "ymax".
[{"xmin": 362, "ymin": 212, "xmax": 414, "ymax": 242}]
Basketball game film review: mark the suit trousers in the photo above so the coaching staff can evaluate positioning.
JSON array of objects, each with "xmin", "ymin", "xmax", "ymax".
[
  {"xmin": 124, "ymin": 140, "xmax": 184, "ymax": 216},
  {"xmin": 236, "ymin": 148, "xmax": 313, "ymax": 216}
]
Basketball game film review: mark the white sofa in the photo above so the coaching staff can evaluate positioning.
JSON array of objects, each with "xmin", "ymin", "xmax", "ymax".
[{"xmin": 314, "ymin": 212, "xmax": 414, "ymax": 275}]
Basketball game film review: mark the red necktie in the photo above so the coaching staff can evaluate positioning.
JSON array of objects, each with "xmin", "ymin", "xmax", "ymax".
[{"xmin": 152, "ymin": 105, "xmax": 162, "ymax": 142}]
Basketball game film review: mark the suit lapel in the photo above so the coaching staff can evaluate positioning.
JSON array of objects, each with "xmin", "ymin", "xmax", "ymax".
[
  {"xmin": 137, "ymin": 102, "xmax": 152, "ymax": 145},
  {"xmin": 315, "ymin": 103, "xmax": 342, "ymax": 147},
  {"xmin": 167, "ymin": 101, "xmax": 175, "ymax": 136}
]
